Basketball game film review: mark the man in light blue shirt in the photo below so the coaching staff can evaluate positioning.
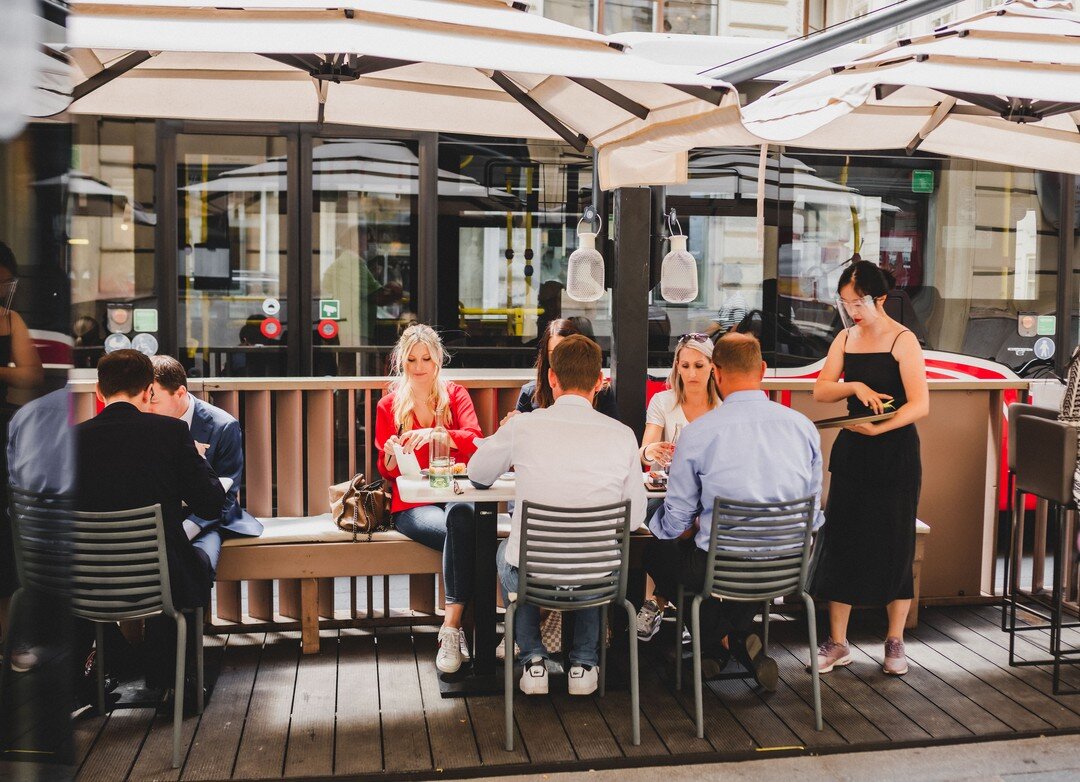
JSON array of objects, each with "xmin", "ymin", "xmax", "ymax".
[{"xmin": 646, "ymin": 332, "xmax": 823, "ymax": 690}]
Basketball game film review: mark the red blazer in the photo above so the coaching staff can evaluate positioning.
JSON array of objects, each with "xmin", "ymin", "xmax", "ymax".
[{"xmin": 375, "ymin": 381, "xmax": 481, "ymax": 513}]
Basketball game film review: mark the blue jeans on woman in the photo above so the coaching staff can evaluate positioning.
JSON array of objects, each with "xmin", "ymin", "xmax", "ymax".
[
  {"xmin": 496, "ymin": 540, "xmax": 601, "ymax": 668},
  {"xmin": 393, "ymin": 502, "xmax": 475, "ymax": 605}
]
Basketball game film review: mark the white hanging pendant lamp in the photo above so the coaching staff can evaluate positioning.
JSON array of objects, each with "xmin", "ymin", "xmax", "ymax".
[
  {"xmin": 565, "ymin": 206, "xmax": 605, "ymax": 302},
  {"xmin": 660, "ymin": 208, "xmax": 698, "ymax": 304}
]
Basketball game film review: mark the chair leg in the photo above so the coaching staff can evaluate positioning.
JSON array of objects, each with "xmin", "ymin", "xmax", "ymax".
[
  {"xmin": 599, "ymin": 606, "xmax": 608, "ymax": 698},
  {"xmin": 195, "ymin": 608, "xmax": 205, "ymax": 715},
  {"xmin": 691, "ymin": 595, "xmax": 704, "ymax": 740},
  {"xmin": 763, "ymin": 600, "xmax": 771, "ymax": 652},
  {"xmin": 623, "ymin": 600, "xmax": 640, "ymax": 746},
  {"xmin": 95, "ymin": 623, "xmax": 106, "ymax": 716},
  {"xmin": 674, "ymin": 585, "xmax": 684, "ymax": 691},
  {"xmin": 803, "ymin": 592, "xmax": 823, "ymax": 731},
  {"xmin": 504, "ymin": 602, "xmax": 516, "ymax": 752},
  {"xmin": 173, "ymin": 613, "xmax": 187, "ymax": 769}
]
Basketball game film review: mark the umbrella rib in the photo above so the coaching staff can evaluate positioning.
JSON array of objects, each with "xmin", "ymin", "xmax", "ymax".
[
  {"xmin": 568, "ymin": 78, "xmax": 650, "ymax": 120},
  {"xmin": 260, "ymin": 53, "xmax": 325, "ymax": 72},
  {"xmin": 1027, "ymin": 101, "xmax": 1080, "ymax": 119},
  {"xmin": 670, "ymin": 84, "xmax": 728, "ymax": 106},
  {"xmin": 937, "ymin": 89, "xmax": 1009, "ymax": 116},
  {"xmin": 906, "ymin": 96, "xmax": 956, "ymax": 155},
  {"xmin": 71, "ymin": 50, "xmax": 153, "ymax": 103},
  {"xmin": 489, "ymin": 71, "xmax": 588, "ymax": 152}
]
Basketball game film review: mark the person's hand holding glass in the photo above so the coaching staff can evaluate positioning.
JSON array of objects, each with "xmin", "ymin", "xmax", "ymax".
[{"xmin": 642, "ymin": 423, "xmax": 682, "ymax": 468}]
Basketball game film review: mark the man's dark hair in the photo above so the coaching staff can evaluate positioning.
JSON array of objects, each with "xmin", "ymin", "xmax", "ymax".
[
  {"xmin": 550, "ymin": 334, "xmax": 602, "ymax": 393},
  {"xmin": 0, "ymin": 242, "xmax": 17, "ymax": 277},
  {"xmin": 712, "ymin": 332, "xmax": 763, "ymax": 375},
  {"xmin": 97, "ymin": 349, "xmax": 154, "ymax": 398},
  {"xmin": 151, "ymin": 354, "xmax": 188, "ymax": 393}
]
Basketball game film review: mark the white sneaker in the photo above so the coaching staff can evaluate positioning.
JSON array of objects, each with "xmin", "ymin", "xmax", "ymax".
[
  {"xmin": 636, "ymin": 600, "xmax": 663, "ymax": 642},
  {"xmin": 568, "ymin": 664, "xmax": 598, "ymax": 696},
  {"xmin": 458, "ymin": 631, "xmax": 471, "ymax": 661},
  {"xmin": 519, "ymin": 657, "xmax": 548, "ymax": 695},
  {"xmin": 436, "ymin": 626, "xmax": 464, "ymax": 674}
]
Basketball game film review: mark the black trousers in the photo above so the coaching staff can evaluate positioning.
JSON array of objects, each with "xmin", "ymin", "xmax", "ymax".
[{"xmin": 643, "ymin": 537, "xmax": 759, "ymax": 656}]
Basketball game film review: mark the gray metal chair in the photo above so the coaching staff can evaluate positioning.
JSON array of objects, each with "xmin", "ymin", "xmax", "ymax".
[
  {"xmin": 672, "ymin": 495, "xmax": 821, "ymax": 739},
  {"xmin": 504, "ymin": 500, "xmax": 639, "ymax": 752},
  {"xmin": 7, "ymin": 488, "xmax": 203, "ymax": 768}
]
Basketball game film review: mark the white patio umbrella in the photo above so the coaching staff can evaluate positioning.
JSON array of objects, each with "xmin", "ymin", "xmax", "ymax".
[
  {"xmin": 50, "ymin": 0, "xmax": 738, "ymax": 155},
  {"xmin": 596, "ymin": 0, "xmax": 1080, "ymax": 188}
]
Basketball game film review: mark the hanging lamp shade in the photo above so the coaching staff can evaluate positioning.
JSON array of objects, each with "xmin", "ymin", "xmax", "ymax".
[
  {"xmin": 566, "ymin": 231, "xmax": 605, "ymax": 302},
  {"xmin": 660, "ymin": 232, "xmax": 698, "ymax": 304}
]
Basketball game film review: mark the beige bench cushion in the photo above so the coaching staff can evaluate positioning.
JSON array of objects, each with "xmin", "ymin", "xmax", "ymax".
[{"xmin": 222, "ymin": 513, "xmax": 513, "ymax": 548}]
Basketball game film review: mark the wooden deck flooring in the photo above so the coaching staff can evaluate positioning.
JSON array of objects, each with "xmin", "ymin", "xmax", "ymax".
[{"xmin": 54, "ymin": 606, "xmax": 1080, "ymax": 780}]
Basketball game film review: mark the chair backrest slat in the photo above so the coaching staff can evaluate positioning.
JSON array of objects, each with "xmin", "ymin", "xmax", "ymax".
[
  {"xmin": 700, "ymin": 495, "xmax": 816, "ymax": 603},
  {"xmin": 10, "ymin": 487, "xmax": 175, "ymax": 621},
  {"xmin": 518, "ymin": 500, "xmax": 633, "ymax": 610}
]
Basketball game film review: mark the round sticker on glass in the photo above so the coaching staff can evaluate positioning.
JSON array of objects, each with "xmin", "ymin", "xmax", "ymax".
[
  {"xmin": 131, "ymin": 333, "xmax": 159, "ymax": 356},
  {"xmin": 317, "ymin": 319, "xmax": 339, "ymax": 340},
  {"xmin": 104, "ymin": 333, "xmax": 132, "ymax": 353},
  {"xmin": 260, "ymin": 317, "xmax": 282, "ymax": 340},
  {"xmin": 1034, "ymin": 337, "xmax": 1055, "ymax": 360},
  {"xmin": 262, "ymin": 297, "xmax": 281, "ymax": 317}
]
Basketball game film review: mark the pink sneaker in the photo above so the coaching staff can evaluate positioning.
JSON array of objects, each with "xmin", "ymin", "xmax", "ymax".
[
  {"xmin": 811, "ymin": 639, "xmax": 851, "ymax": 673},
  {"xmin": 883, "ymin": 637, "xmax": 908, "ymax": 675}
]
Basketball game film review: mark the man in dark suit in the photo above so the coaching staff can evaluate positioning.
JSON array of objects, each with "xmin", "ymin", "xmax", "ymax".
[
  {"xmin": 76, "ymin": 350, "xmax": 225, "ymax": 690},
  {"xmin": 150, "ymin": 355, "xmax": 262, "ymax": 576}
]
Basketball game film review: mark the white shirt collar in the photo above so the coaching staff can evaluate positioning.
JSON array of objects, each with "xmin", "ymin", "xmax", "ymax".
[
  {"xmin": 180, "ymin": 393, "xmax": 196, "ymax": 429},
  {"xmin": 552, "ymin": 394, "xmax": 593, "ymax": 408}
]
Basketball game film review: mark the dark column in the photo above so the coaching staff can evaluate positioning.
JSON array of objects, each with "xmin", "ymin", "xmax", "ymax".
[
  {"xmin": 417, "ymin": 133, "xmax": 439, "ymax": 327},
  {"xmin": 611, "ymin": 187, "xmax": 652, "ymax": 441},
  {"xmin": 1056, "ymin": 174, "xmax": 1078, "ymax": 375}
]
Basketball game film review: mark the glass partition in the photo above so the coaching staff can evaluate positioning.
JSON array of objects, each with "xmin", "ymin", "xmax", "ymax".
[
  {"xmin": 439, "ymin": 137, "xmax": 612, "ymax": 368},
  {"xmin": 176, "ymin": 133, "xmax": 288, "ymax": 377},
  {"xmin": 310, "ymin": 138, "xmax": 418, "ymax": 376}
]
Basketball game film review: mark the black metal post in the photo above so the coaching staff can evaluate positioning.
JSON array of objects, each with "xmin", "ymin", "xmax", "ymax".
[
  {"xmin": 155, "ymin": 120, "xmax": 179, "ymax": 358},
  {"xmin": 611, "ymin": 188, "xmax": 652, "ymax": 441},
  {"xmin": 1055, "ymin": 174, "xmax": 1076, "ymax": 377},
  {"xmin": 418, "ymin": 133, "xmax": 439, "ymax": 328}
]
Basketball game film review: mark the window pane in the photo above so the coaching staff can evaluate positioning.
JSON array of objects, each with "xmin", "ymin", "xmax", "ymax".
[
  {"xmin": 71, "ymin": 118, "xmax": 157, "ymax": 370},
  {"xmin": 542, "ymin": 0, "xmax": 595, "ymax": 29},
  {"xmin": 663, "ymin": 0, "xmax": 715, "ymax": 34},
  {"xmin": 177, "ymin": 134, "xmax": 288, "ymax": 377},
  {"xmin": 439, "ymin": 138, "xmax": 612, "ymax": 368},
  {"xmin": 603, "ymin": 0, "xmax": 654, "ymax": 33},
  {"xmin": 311, "ymin": 138, "xmax": 417, "ymax": 376}
]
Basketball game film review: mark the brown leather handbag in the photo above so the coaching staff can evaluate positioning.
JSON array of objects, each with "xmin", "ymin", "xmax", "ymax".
[{"xmin": 329, "ymin": 474, "xmax": 393, "ymax": 542}]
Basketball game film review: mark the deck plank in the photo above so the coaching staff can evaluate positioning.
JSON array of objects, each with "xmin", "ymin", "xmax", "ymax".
[
  {"xmin": 76, "ymin": 708, "xmax": 155, "ymax": 782},
  {"xmin": 917, "ymin": 611, "xmax": 1080, "ymax": 729},
  {"xmin": 840, "ymin": 632, "xmax": 970, "ymax": 740},
  {"xmin": 504, "ymin": 667, "xmax": 575, "ymax": 764},
  {"xmin": 374, "ymin": 629, "xmax": 432, "ymax": 774},
  {"xmin": 334, "ymin": 632, "xmax": 383, "ymax": 777},
  {"xmin": 465, "ymin": 691, "xmax": 529, "ymax": 766},
  {"xmin": 413, "ymin": 630, "xmax": 483, "ymax": 770},
  {"xmin": 634, "ymin": 656, "xmax": 713, "ymax": 755},
  {"xmin": 590, "ymin": 676, "xmax": 668, "ymax": 758},
  {"xmin": 770, "ymin": 633, "xmax": 886, "ymax": 745},
  {"xmin": 284, "ymin": 631, "xmax": 338, "ymax": 778},
  {"xmin": 965, "ymin": 606, "xmax": 1080, "ymax": 690},
  {"xmin": 232, "ymin": 633, "xmax": 301, "ymax": 780},
  {"xmin": 885, "ymin": 626, "xmax": 1049, "ymax": 734},
  {"xmin": 181, "ymin": 634, "xmax": 264, "ymax": 782},
  {"xmin": 549, "ymin": 685, "xmax": 623, "ymax": 761}
]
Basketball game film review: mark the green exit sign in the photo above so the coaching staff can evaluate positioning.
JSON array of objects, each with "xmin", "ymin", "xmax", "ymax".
[{"xmin": 912, "ymin": 169, "xmax": 934, "ymax": 193}]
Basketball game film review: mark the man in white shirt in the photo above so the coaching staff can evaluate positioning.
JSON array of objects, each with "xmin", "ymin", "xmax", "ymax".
[{"xmin": 469, "ymin": 335, "xmax": 646, "ymax": 696}]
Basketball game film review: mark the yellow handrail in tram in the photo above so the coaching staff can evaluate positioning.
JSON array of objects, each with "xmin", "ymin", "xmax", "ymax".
[{"xmin": 458, "ymin": 306, "xmax": 544, "ymax": 337}]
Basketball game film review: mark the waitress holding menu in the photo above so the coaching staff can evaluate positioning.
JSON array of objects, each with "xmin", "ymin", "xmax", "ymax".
[{"xmin": 809, "ymin": 261, "xmax": 929, "ymax": 678}]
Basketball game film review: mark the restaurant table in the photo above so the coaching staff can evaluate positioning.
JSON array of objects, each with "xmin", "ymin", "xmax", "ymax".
[{"xmin": 398, "ymin": 474, "xmax": 665, "ymax": 697}]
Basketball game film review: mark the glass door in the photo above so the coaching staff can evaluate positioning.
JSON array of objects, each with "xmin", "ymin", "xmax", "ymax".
[{"xmin": 174, "ymin": 132, "xmax": 290, "ymax": 377}]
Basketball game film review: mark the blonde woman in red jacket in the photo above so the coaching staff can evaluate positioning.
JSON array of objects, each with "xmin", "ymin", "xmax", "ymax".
[{"xmin": 376, "ymin": 324, "xmax": 481, "ymax": 674}]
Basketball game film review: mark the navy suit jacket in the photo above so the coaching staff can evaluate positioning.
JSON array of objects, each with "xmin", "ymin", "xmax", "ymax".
[{"xmin": 188, "ymin": 397, "xmax": 263, "ymax": 538}]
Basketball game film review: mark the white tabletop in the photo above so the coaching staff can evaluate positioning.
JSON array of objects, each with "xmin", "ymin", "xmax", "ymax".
[
  {"xmin": 396, "ymin": 476, "xmax": 518, "ymax": 504},
  {"xmin": 397, "ymin": 474, "xmax": 665, "ymax": 504}
]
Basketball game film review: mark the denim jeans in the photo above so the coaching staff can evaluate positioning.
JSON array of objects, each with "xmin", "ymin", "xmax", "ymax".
[
  {"xmin": 496, "ymin": 540, "xmax": 601, "ymax": 667},
  {"xmin": 394, "ymin": 502, "xmax": 475, "ymax": 605}
]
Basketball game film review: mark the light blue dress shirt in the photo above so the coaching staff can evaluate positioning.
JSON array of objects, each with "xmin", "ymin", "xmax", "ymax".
[
  {"xmin": 7, "ymin": 388, "xmax": 75, "ymax": 496},
  {"xmin": 649, "ymin": 389, "xmax": 824, "ymax": 551}
]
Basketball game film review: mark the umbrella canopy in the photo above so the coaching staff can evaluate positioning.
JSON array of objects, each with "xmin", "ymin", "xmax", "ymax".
[
  {"xmin": 597, "ymin": 0, "xmax": 1080, "ymax": 188},
  {"xmin": 52, "ymin": 0, "xmax": 735, "ymax": 154}
]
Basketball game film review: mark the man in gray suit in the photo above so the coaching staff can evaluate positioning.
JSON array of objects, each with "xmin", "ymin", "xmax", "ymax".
[{"xmin": 150, "ymin": 356, "xmax": 262, "ymax": 576}]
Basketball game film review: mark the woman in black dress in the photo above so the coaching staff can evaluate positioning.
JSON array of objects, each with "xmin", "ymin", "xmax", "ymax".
[{"xmin": 810, "ymin": 261, "xmax": 928, "ymax": 676}]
